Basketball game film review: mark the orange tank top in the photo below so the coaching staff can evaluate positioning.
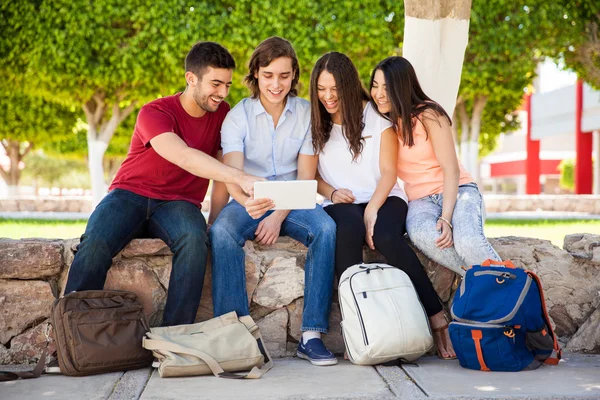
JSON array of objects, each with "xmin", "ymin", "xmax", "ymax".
[{"xmin": 397, "ymin": 118, "xmax": 473, "ymax": 201}]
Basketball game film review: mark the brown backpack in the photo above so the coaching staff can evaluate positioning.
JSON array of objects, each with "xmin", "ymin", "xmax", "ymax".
[{"xmin": 0, "ymin": 290, "xmax": 152, "ymax": 381}]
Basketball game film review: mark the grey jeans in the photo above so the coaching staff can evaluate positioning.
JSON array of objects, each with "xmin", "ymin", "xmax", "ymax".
[{"xmin": 406, "ymin": 183, "xmax": 501, "ymax": 276}]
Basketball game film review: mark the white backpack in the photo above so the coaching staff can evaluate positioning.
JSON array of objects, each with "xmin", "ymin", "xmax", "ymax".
[{"xmin": 338, "ymin": 263, "xmax": 433, "ymax": 365}]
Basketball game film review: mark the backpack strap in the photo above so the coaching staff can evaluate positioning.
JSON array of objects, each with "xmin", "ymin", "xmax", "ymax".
[
  {"xmin": 0, "ymin": 343, "xmax": 50, "ymax": 382},
  {"xmin": 481, "ymin": 259, "xmax": 516, "ymax": 269},
  {"xmin": 525, "ymin": 270, "xmax": 563, "ymax": 365}
]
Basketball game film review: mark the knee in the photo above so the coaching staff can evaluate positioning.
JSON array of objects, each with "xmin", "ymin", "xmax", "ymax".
[
  {"xmin": 313, "ymin": 215, "xmax": 337, "ymax": 243},
  {"xmin": 209, "ymin": 220, "xmax": 239, "ymax": 247},
  {"xmin": 176, "ymin": 230, "xmax": 208, "ymax": 254},
  {"xmin": 77, "ymin": 234, "xmax": 111, "ymax": 258},
  {"xmin": 373, "ymin": 231, "xmax": 400, "ymax": 250},
  {"xmin": 406, "ymin": 224, "xmax": 436, "ymax": 251}
]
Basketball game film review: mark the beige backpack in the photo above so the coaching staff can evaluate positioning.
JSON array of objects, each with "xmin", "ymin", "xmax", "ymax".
[
  {"xmin": 143, "ymin": 311, "xmax": 273, "ymax": 379},
  {"xmin": 339, "ymin": 264, "xmax": 433, "ymax": 365}
]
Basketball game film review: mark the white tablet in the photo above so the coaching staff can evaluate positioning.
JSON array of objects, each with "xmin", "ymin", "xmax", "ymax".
[{"xmin": 253, "ymin": 180, "xmax": 317, "ymax": 210}]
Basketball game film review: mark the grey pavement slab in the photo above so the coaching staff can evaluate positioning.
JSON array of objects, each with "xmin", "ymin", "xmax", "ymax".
[
  {"xmin": 140, "ymin": 359, "xmax": 393, "ymax": 400},
  {"xmin": 0, "ymin": 370, "xmax": 123, "ymax": 400},
  {"xmin": 109, "ymin": 368, "xmax": 152, "ymax": 400},
  {"xmin": 403, "ymin": 354, "xmax": 600, "ymax": 399}
]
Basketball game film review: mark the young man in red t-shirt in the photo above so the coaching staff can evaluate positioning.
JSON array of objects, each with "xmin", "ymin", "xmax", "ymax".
[{"xmin": 64, "ymin": 42, "xmax": 261, "ymax": 327}]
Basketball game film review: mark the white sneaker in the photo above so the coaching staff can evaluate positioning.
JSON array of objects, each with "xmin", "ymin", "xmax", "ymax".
[
  {"xmin": 151, "ymin": 358, "xmax": 160, "ymax": 368},
  {"xmin": 44, "ymin": 359, "xmax": 61, "ymax": 374}
]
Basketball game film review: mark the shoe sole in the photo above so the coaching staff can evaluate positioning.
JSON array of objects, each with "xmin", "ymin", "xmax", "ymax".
[
  {"xmin": 297, "ymin": 351, "xmax": 338, "ymax": 366},
  {"xmin": 44, "ymin": 366, "xmax": 62, "ymax": 374}
]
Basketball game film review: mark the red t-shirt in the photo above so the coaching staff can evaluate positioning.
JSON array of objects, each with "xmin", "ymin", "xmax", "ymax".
[{"xmin": 109, "ymin": 93, "xmax": 229, "ymax": 207}]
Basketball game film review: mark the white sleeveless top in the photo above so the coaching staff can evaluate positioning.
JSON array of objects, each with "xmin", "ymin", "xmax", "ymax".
[{"xmin": 319, "ymin": 103, "xmax": 408, "ymax": 207}]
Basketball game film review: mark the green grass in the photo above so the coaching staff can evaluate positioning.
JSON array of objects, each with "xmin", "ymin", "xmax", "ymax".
[
  {"xmin": 1, "ymin": 218, "xmax": 598, "ymax": 248},
  {"xmin": 485, "ymin": 219, "xmax": 600, "ymax": 247},
  {"xmin": 0, "ymin": 218, "xmax": 87, "ymax": 240}
]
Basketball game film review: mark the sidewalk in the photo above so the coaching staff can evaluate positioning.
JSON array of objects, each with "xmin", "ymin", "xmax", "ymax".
[{"xmin": 1, "ymin": 352, "xmax": 599, "ymax": 400}]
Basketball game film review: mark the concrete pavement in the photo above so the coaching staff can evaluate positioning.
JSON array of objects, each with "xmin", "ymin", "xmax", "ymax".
[{"xmin": 1, "ymin": 352, "xmax": 599, "ymax": 400}]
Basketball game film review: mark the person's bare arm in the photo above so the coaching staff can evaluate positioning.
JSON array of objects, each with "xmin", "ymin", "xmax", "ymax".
[
  {"xmin": 207, "ymin": 151, "xmax": 230, "ymax": 225},
  {"xmin": 150, "ymin": 132, "xmax": 261, "ymax": 195},
  {"xmin": 223, "ymin": 151, "xmax": 273, "ymax": 219},
  {"xmin": 364, "ymin": 127, "xmax": 398, "ymax": 249},
  {"xmin": 425, "ymin": 111, "xmax": 460, "ymax": 249}
]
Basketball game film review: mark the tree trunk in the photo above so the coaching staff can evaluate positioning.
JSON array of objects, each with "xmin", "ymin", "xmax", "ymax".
[
  {"xmin": 0, "ymin": 139, "xmax": 33, "ymax": 197},
  {"xmin": 457, "ymin": 102, "xmax": 470, "ymax": 169},
  {"xmin": 468, "ymin": 95, "xmax": 488, "ymax": 183},
  {"xmin": 82, "ymin": 92, "xmax": 136, "ymax": 208},
  {"xmin": 403, "ymin": 0, "xmax": 472, "ymax": 119}
]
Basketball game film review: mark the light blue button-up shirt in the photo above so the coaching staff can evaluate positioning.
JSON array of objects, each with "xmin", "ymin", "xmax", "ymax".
[{"xmin": 221, "ymin": 96, "xmax": 314, "ymax": 181}]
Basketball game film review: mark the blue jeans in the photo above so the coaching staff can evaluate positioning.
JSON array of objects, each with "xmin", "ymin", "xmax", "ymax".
[
  {"xmin": 64, "ymin": 189, "xmax": 208, "ymax": 326},
  {"xmin": 406, "ymin": 183, "xmax": 501, "ymax": 276},
  {"xmin": 209, "ymin": 200, "xmax": 336, "ymax": 333}
]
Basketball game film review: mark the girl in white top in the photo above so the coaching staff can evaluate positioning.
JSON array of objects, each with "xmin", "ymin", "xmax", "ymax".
[{"xmin": 309, "ymin": 52, "xmax": 456, "ymax": 359}]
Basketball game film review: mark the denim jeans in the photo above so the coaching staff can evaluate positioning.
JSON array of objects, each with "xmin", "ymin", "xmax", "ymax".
[
  {"xmin": 209, "ymin": 200, "xmax": 336, "ymax": 333},
  {"xmin": 64, "ymin": 189, "xmax": 208, "ymax": 326},
  {"xmin": 406, "ymin": 183, "xmax": 501, "ymax": 276}
]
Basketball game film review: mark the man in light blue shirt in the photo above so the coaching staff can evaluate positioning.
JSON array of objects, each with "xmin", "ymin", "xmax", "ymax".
[{"xmin": 210, "ymin": 37, "xmax": 337, "ymax": 366}]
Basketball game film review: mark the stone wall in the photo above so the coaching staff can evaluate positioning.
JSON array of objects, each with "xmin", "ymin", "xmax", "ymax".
[
  {"xmin": 484, "ymin": 195, "xmax": 600, "ymax": 214},
  {"xmin": 2, "ymin": 194, "xmax": 600, "ymax": 214},
  {"xmin": 0, "ymin": 233, "xmax": 599, "ymax": 364}
]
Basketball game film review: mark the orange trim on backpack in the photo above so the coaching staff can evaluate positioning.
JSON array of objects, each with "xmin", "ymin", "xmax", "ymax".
[
  {"xmin": 481, "ymin": 259, "xmax": 516, "ymax": 269},
  {"xmin": 542, "ymin": 329, "xmax": 547, "ymax": 336},
  {"xmin": 471, "ymin": 330, "xmax": 490, "ymax": 371},
  {"xmin": 525, "ymin": 270, "xmax": 563, "ymax": 364}
]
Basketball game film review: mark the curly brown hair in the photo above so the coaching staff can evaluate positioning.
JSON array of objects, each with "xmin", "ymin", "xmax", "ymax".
[
  {"xmin": 310, "ymin": 52, "xmax": 369, "ymax": 161},
  {"xmin": 244, "ymin": 37, "xmax": 300, "ymax": 99}
]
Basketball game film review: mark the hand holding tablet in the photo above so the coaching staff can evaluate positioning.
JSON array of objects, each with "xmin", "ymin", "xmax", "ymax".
[{"xmin": 253, "ymin": 180, "xmax": 317, "ymax": 210}]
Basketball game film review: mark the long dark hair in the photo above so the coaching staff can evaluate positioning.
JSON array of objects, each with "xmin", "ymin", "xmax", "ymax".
[
  {"xmin": 310, "ymin": 52, "xmax": 369, "ymax": 161},
  {"xmin": 369, "ymin": 56, "xmax": 451, "ymax": 147}
]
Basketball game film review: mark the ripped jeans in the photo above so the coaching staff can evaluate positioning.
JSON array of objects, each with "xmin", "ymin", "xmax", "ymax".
[{"xmin": 406, "ymin": 183, "xmax": 501, "ymax": 276}]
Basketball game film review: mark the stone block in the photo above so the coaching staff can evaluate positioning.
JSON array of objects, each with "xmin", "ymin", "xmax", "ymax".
[
  {"xmin": 0, "ymin": 280, "xmax": 54, "ymax": 344},
  {"xmin": 253, "ymin": 257, "xmax": 304, "ymax": 309},
  {"xmin": 256, "ymin": 308, "xmax": 288, "ymax": 358},
  {"xmin": 0, "ymin": 239, "xmax": 63, "ymax": 279}
]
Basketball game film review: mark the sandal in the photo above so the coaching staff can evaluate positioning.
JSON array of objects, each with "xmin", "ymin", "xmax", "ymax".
[{"xmin": 431, "ymin": 315, "xmax": 457, "ymax": 360}]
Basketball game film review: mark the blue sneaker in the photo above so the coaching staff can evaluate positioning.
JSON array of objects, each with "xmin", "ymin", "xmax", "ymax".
[{"xmin": 297, "ymin": 338, "xmax": 338, "ymax": 366}]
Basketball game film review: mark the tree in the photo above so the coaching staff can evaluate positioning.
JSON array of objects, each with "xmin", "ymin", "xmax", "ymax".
[
  {"xmin": 555, "ymin": 0, "xmax": 600, "ymax": 89},
  {"xmin": 0, "ymin": 91, "xmax": 78, "ymax": 196},
  {"xmin": 2, "ymin": 0, "xmax": 406, "ymax": 206},
  {"xmin": 1, "ymin": 1, "xmax": 209, "ymax": 205},
  {"xmin": 454, "ymin": 1, "xmax": 569, "ymax": 182},
  {"xmin": 218, "ymin": 0, "xmax": 405, "ymax": 104},
  {"xmin": 403, "ymin": 0, "xmax": 472, "ymax": 120}
]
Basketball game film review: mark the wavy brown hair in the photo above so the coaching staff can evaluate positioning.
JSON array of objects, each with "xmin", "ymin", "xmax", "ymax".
[
  {"xmin": 244, "ymin": 37, "xmax": 300, "ymax": 99},
  {"xmin": 369, "ymin": 56, "xmax": 451, "ymax": 147},
  {"xmin": 310, "ymin": 52, "xmax": 369, "ymax": 161}
]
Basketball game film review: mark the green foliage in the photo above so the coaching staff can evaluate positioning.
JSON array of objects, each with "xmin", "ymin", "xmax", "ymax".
[
  {"xmin": 2, "ymin": 0, "xmax": 405, "ymax": 160},
  {"xmin": 458, "ymin": 0, "xmax": 570, "ymax": 155},
  {"xmin": 21, "ymin": 152, "xmax": 90, "ymax": 189},
  {"xmin": 0, "ymin": 91, "xmax": 79, "ymax": 145},
  {"xmin": 549, "ymin": 0, "xmax": 600, "ymax": 89},
  {"xmin": 200, "ymin": 0, "xmax": 405, "ymax": 104},
  {"xmin": 558, "ymin": 158, "xmax": 575, "ymax": 191}
]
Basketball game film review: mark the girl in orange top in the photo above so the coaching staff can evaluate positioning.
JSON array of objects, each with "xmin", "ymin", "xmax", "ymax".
[{"xmin": 369, "ymin": 56, "xmax": 501, "ymax": 277}]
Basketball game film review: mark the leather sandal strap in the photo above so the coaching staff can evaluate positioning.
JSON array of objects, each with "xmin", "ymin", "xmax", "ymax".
[{"xmin": 431, "ymin": 323, "xmax": 449, "ymax": 333}]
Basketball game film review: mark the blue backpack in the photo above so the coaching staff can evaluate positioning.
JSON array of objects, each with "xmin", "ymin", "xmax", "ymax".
[{"xmin": 449, "ymin": 259, "xmax": 562, "ymax": 372}]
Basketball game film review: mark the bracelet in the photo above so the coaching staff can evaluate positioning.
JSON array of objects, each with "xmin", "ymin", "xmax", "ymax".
[
  {"xmin": 330, "ymin": 189, "xmax": 338, "ymax": 202},
  {"xmin": 438, "ymin": 216, "xmax": 453, "ymax": 230}
]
